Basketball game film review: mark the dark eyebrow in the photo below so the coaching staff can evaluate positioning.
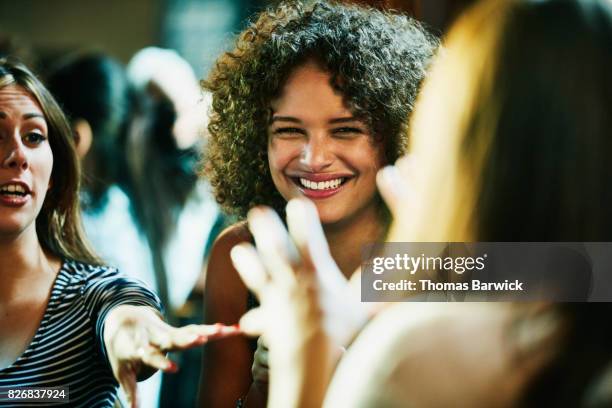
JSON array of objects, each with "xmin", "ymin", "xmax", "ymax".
[
  {"xmin": 270, "ymin": 115, "xmax": 302, "ymax": 124},
  {"xmin": 329, "ymin": 116, "xmax": 363, "ymax": 125},
  {"xmin": 23, "ymin": 113, "xmax": 45, "ymax": 120}
]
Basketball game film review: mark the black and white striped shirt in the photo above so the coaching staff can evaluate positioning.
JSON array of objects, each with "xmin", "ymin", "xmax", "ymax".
[{"xmin": 0, "ymin": 260, "xmax": 162, "ymax": 407}]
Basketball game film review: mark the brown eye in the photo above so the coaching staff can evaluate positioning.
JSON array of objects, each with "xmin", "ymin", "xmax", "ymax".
[{"xmin": 23, "ymin": 132, "xmax": 47, "ymax": 145}]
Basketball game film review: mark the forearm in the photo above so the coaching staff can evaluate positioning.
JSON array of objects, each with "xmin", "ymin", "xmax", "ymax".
[{"xmin": 268, "ymin": 330, "xmax": 333, "ymax": 408}]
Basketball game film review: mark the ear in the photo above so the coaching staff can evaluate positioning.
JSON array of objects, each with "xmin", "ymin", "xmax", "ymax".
[{"xmin": 73, "ymin": 119, "xmax": 93, "ymax": 159}]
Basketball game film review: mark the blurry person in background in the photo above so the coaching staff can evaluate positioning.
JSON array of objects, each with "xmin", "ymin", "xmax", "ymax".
[
  {"xmin": 230, "ymin": 0, "xmax": 612, "ymax": 407},
  {"xmin": 127, "ymin": 47, "xmax": 224, "ymax": 408},
  {"xmin": 0, "ymin": 57, "xmax": 239, "ymax": 408},
  {"xmin": 199, "ymin": 1, "xmax": 438, "ymax": 406},
  {"xmin": 45, "ymin": 52, "xmax": 162, "ymax": 408}
]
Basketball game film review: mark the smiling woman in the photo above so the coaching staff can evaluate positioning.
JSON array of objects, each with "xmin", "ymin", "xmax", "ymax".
[
  {"xmin": 267, "ymin": 60, "xmax": 385, "ymax": 227},
  {"xmin": 0, "ymin": 58, "xmax": 239, "ymax": 408},
  {"xmin": 198, "ymin": 1, "xmax": 439, "ymax": 407}
]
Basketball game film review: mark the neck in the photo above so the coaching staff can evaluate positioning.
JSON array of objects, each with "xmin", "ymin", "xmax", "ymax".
[
  {"xmin": 323, "ymin": 204, "xmax": 386, "ymax": 279},
  {"xmin": 0, "ymin": 227, "xmax": 56, "ymax": 301}
]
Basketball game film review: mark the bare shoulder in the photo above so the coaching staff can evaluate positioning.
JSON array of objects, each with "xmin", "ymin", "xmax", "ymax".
[
  {"xmin": 213, "ymin": 221, "xmax": 252, "ymax": 253},
  {"xmin": 204, "ymin": 222, "xmax": 252, "ymax": 320}
]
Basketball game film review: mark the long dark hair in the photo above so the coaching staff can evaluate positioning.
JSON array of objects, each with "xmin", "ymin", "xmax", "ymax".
[
  {"xmin": 473, "ymin": 0, "xmax": 612, "ymax": 242},
  {"xmin": 46, "ymin": 53, "xmax": 136, "ymax": 211},
  {"xmin": 411, "ymin": 0, "xmax": 612, "ymax": 404}
]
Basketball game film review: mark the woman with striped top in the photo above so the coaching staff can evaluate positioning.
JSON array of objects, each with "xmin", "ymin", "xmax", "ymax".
[{"xmin": 0, "ymin": 58, "xmax": 239, "ymax": 407}]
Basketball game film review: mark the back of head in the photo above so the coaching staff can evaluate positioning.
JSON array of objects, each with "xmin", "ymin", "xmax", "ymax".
[
  {"xmin": 46, "ymin": 53, "xmax": 134, "ymax": 207},
  {"xmin": 409, "ymin": 0, "xmax": 612, "ymax": 241},
  {"xmin": 475, "ymin": 0, "xmax": 612, "ymax": 241},
  {"xmin": 406, "ymin": 1, "xmax": 612, "ymax": 406}
]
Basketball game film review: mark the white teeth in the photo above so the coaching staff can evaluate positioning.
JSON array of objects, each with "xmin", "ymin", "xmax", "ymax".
[
  {"xmin": 299, "ymin": 177, "xmax": 345, "ymax": 190},
  {"xmin": 0, "ymin": 184, "xmax": 26, "ymax": 194}
]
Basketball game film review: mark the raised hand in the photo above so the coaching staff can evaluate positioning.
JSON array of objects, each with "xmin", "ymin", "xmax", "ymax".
[
  {"xmin": 230, "ymin": 200, "xmax": 361, "ymax": 407},
  {"xmin": 376, "ymin": 155, "xmax": 419, "ymax": 243}
]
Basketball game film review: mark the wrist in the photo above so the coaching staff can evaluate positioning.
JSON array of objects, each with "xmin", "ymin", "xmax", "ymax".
[{"xmin": 268, "ymin": 329, "xmax": 333, "ymax": 408}]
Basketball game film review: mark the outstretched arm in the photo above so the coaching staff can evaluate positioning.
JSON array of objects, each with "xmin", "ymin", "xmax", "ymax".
[{"xmin": 104, "ymin": 305, "xmax": 238, "ymax": 408}]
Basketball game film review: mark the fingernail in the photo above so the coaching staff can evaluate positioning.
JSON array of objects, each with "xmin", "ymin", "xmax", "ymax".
[{"xmin": 166, "ymin": 361, "xmax": 178, "ymax": 373}]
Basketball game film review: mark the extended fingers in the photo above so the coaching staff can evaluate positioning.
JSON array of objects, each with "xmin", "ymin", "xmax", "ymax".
[
  {"xmin": 286, "ymin": 198, "xmax": 345, "ymax": 288},
  {"xmin": 231, "ymin": 243, "xmax": 269, "ymax": 298},
  {"xmin": 247, "ymin": 207, "xmax": 299, "ymax": 287},
  {"xmin": 376, "ymin": 165, "xmax": 404, "ymax": 216},
  {"xmin": 149, "ymin": 322, "xmax": 241, "ymax": 352},
  {"xmin": 286, "ymin": 199, "xmax": 321, "ymax": 271},
  {"xmin": 137, "ymin": 344, "xmax": 177, "ymax": 373},
  {"xmin": 239, "ymin": 307, "xmax": 267, "ymax": 336}
]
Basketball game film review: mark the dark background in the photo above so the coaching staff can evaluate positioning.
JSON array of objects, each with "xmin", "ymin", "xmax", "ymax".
[{"xmin": 0, "ymin": 0, "xmax": 477, "ymax": 78}]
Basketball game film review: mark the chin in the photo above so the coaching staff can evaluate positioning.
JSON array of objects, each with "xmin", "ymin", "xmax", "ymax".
[
  {"xmin": 312, "ymin": 206, "xmax": 344, "ymax": 226},
  {"xmin": 0, "ymin": 216, "xmax": 33, "ymax": 236}
]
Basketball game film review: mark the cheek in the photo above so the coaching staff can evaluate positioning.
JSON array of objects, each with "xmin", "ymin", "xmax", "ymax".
[
  {"xmin": 348, "ymin": 142, "xmax": 386, "ymax": 174},
  {"xmin": 267, "ymin": 139, "xmax": 301, "ymax": 175},
  {"xmin": 36, "ymin": 146, "xmax": 54, "ymax": 191}
]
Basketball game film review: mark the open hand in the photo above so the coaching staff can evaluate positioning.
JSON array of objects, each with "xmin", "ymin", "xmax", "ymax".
[{"xmin": 103, "ymin": 305, "xmax": 239, "ymax": 407}]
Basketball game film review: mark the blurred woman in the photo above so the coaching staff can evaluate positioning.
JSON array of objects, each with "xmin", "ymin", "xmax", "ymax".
[
  {"xmin": 0, "ymin": 58, "xmax": 238, "ymax": 407},
  {"xmin": 46, "ymin": 52, "xmax": 168, "ymax": 408},
  {"xmin": 45, "ymin": 53, "xmax": 156, "ymax": 288},
  {"xmin": 199, "ymin": 1, "xmax": 438, "ymax": 406},
  {"xmin": 231, "ymin": 0, "xmax": 612, "ymax": 407},
  {"xmin": 127, "ymin": 47, "xmax": 225, "ymax": 407}
]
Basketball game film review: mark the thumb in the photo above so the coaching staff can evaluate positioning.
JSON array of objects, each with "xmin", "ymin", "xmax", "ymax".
[{"xmin": 117, "ymin": 362, "xmax": 139, "ymax": 408}]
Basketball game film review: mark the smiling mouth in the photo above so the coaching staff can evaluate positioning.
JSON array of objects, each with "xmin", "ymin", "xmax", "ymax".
[{"xmin": 294, "ymin": 177, "xmax": 349, "ymax": 191}]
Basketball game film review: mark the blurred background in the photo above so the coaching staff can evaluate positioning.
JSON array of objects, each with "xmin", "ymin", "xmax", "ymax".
[
  {"xmin": 0, "ymin": 1, "xmax": 476, "ymax": 407},
  {"xmin": 0, "ymin": 0, "xmax": 477, "ymax": 77}
]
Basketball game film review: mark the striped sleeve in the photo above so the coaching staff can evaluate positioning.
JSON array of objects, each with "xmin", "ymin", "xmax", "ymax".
[{"xmin": 80, "ymin": 267, "xmax": 163, "ymax": 369}]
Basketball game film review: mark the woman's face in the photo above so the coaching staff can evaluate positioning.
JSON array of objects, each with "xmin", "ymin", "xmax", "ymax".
[
  {"xmin": 267, "ymin": 62, "xmax": 385, "ymax": 226},
  {"xmin": 0, "ymin": 84, "xmax": 53, "ymax": 239}
]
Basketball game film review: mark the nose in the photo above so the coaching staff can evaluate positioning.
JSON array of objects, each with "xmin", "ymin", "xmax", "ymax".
[
  {"xmin": 1, "ymin": 139, "xmax": 29, "ymax": 171},
  {"xmin": 300, "ymin": 133, "xmax": 333, "ymax": 172}
]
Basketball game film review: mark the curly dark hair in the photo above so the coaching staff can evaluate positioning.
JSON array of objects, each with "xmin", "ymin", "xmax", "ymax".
[{"xmin": 203, "ymin": 0, "xmax": 438, "ymax": 217}]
